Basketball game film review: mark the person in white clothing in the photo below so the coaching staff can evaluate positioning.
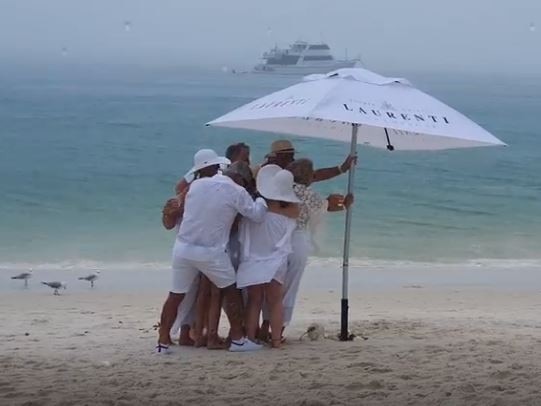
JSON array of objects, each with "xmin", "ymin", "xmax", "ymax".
[
  {"xmin": 257, "ymin": 140, "xmax": 357, "ymax": 340},
  {"xmin": 166, "ymin": 147, "xmax": 253, "ymax": 348},
  {"xmin": 234, "ymin": 165, "xmax": 300, "ymax": 351},
  {"xmin": 157, "ymin": 149, "xmax": 268, "ymax": 353},
  {"xmin": 282, "ymin": 159, "xmax": 353, "ymax": 335},
  {"xmin": 163, "ymin": 149, "xmax": 230, "ymax": 348},
  {"xmin": 162, "ymin": 150, "xmax": 222, "ymax": 347}
]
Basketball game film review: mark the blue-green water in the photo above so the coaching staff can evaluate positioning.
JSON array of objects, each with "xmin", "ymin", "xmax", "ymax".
[{"xmin": 0, "ymin": 68, "xmax": 540, "ymax": 268}]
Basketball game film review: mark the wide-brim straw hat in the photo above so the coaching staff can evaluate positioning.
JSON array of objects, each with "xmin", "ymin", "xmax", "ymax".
[{"xmin": 270, "ymin": 140, "xmax": 295, "ymax": 155}]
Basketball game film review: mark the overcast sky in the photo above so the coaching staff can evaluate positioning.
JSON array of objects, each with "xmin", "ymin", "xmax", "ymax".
[{"xmin": 1, "ymin": 0, "xmax": 540, "ymax": 74}]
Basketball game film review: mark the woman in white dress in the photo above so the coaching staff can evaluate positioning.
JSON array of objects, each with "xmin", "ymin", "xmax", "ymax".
[{"xmin": 234, "ymin": 165, "xmax": 300, "ymax": 351}]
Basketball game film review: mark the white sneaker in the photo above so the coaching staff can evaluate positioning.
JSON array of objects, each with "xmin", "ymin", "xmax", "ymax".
[
  {"xmin": 229, "ymin": 337, "xmax": 263, "ymax": 352},
  {"xmin": 155, "ymin": 343, "xmax": 171, "ymax": 355}
]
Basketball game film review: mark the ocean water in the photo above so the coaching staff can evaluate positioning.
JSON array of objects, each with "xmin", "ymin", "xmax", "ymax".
[{"xmin": 1, "ymin": 67, "xmax": 540, "ymax": 272}]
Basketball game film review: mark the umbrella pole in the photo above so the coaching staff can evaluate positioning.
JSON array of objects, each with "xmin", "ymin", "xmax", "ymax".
[{"xmin": 340, "ymin": 123, "xmax": 358, "ymax": 341}]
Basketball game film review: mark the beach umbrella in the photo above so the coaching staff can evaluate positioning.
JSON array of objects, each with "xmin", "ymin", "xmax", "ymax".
[{"xmin": 207, "ymin": 67, "xmax": 505, "ymax": 341}]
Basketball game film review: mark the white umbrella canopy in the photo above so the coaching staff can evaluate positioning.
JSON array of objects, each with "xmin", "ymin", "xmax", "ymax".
[
  {"xmin": 208, "ymin": 68, "xmax": 505, "ymax": 151},
  {"xmin": 207, "ymin": 67, "xmax": 505, "ymax": 341}
]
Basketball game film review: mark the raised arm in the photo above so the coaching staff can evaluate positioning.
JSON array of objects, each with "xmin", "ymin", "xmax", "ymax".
[
  {"xmin": 233, "ymin": 188, "xmax": 268, "ymax": 223},
  {"xmin": 312, "ymin": 154, "xmax": 357, "ymax": 183}
]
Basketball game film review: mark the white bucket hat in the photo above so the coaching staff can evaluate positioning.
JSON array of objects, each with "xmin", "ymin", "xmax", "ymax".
[
  {"xmin": 188, "ymin": 149, "xmax": 231, "ymax": 174},
  {"xmin": 256, "ymin": 164, "xmax": 300, "ymax": 203}
]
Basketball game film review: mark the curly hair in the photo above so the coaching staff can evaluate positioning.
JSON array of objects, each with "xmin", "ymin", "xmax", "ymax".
[{"xmin": 287, "ymin": 158, "xmax": 314, "ymax": 186}]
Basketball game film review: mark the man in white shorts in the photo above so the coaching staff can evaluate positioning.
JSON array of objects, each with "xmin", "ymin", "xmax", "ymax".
[{"xmin": 157, "ymin": 149, "xmax": 268, "ymax": 353}]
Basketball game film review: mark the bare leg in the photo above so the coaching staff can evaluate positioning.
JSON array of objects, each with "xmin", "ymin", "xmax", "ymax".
[
  {"xmin": 222, "ymin": 292, "xmax": 231, "ymax": 344},
  {"xmin": 265, "ymin": 280, "xmax": 283, "ymax": 349},
  {"xmin": 178, "ymin": 324, "xmax": 194, "ymax": 346},
  {"xmin": 207, "ymin": 282, "xmax": 227, "ymax": 349},
  {"xmin": 193, "ymin": 276, "xmax": 210, "ymax": 347},
  {"xmin": 245, "ymin": 285, "xmax": 264, "ymax": 342},
  {"xmin": 258, "ymin": 319, "xmax": 270, "ymax": 342},
  {"xmin": 222, "ymin": 284, "xmax": 245, "ymax": 341},
  {"xmin": 158, "ymin": 292, "xmax": 185, "ymax": 344}
]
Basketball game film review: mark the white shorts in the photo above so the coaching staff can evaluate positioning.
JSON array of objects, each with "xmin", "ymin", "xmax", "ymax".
[{"xmin": 171, "ymin": 247, "xmax": 236, "ymax": 294}]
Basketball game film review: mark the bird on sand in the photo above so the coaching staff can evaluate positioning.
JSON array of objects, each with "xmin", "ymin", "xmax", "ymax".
[
  {"xmin": 11, "ymin": 269, "xmax": 33, "ymax": 287},
  {"xmin": 78, "ymin": 270, "xmax": 100, "ymax": 288},
  {"xmin": 41, "ymin": 281, "xmax": 67, "ymax": 295}
]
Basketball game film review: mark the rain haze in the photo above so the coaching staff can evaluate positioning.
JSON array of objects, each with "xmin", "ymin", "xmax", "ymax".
[
  {"xmin": 1, "ymin": 0, "xmax": 540, "ymax": 75},
  {"xmin": 3, "ymin": 1, "xmax": 541, "ymax": 404}
]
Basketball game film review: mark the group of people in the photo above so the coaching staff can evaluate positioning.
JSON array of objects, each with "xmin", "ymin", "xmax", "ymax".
[{"xmin": 156, "ymin": 140, "xmax": 355, "ymax": 353}]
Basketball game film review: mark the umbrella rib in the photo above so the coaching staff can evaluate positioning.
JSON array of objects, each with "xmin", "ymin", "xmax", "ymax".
[
  {"xmin": 305, "ymin": 78, "xmax": 349, "ymax": 122},
  {"xmin": 384, "ymin": 128, "xmax": 395, "ymax": 151}
]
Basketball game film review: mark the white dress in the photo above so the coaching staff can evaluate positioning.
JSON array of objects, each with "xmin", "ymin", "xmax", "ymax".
[{"xmin": 236, "ymin": 212, "xmax": 297, "ymax": 289}]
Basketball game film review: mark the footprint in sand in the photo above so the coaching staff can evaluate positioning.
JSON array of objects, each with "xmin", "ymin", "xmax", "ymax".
[
  {"xmin": 342, "ymin": 347, "xmax": 363, "ymax": 354},
  {"xmin": 347, "ymin": 361, "xmax": 376, "ymax": 369},
  {"xmin": 487, "ymin": 385, "xmax": 506, "ymax": 392},
  {"xmin": 299, "ymin": 399, "xmax": 326, "ymax": 406},
  {"xmin": 307, "ymin": 381, "xmax": 330, "ymax": 390},
  {"xmin": 225, "ymin": 359, "xmax": 244, "ymax": 366},
  {"xmin": 491, "ymin": 370, "xmax": 513, "ymax": 379},
  {"xmin": 31, "ymin": 319, "xmax": 49, "ymax": 325},
  {"xmin": 345, "ymin": 380, "xmax": 384, "ymax": 390},
  {"xmin": 370, "ymin": 367, "xmax": 393, "ymax": 373}
]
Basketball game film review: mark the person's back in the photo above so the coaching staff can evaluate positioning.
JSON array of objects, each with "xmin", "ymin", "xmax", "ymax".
[
  {"xmin": 236, "ymin": 209, "xmax": 297, "ymax": 291},
  {"xmin": 240, "ymin": 212, "xmax": 296, "ymax": 261},
  {"xmin": 177, "ymin": 174, "xmax": 266, "ymax": 252},
  {"xmin": 177, "ymin": 174, "xmax": 248, "ymax": 250}
]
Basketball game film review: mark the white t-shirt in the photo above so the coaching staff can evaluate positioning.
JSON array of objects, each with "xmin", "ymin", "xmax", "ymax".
[{"xmin": 183, "ymin": 171, "xmax": 195, "ymax": 184}]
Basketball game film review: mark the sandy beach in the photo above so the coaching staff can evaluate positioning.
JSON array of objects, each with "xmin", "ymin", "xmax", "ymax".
[{"xmin": 2, "ymin": 263, "xmax": 541, "ymax": 406}]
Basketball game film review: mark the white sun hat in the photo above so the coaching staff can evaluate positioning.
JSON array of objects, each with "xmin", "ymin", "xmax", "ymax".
[
  {"xmin": 188, "ymin": 149, "xmax": 231, "ymax": 174},
  {"xmin": 256, "ymin": 164, "xmax": 300, "ymax": 203}
]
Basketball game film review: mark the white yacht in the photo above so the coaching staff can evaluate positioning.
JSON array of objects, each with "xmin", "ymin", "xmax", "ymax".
[{"xmin": 253, "ymin": 41, "xmax": 359, "ymax": 74}]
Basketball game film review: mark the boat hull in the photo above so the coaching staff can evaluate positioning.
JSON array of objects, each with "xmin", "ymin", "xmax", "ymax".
[{"xmin": 253, "ymin": 60, "xmax": 359, "ymax": 75}]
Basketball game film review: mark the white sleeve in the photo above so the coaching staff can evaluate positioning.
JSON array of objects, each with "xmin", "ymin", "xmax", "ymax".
[
  {"xmin": 184, "ymin": 171, "xmax": 194, "ymax": 183},
  {"xmin": 234, "ymin": 189, "xmax": 267, "ymax": 223}
]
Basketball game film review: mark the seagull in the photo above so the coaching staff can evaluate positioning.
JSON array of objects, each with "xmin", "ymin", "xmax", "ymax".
[
  {"xmin": 78, "ymin": 270, "xmax": 100, "ymax": 288},
  {"xmin": 11, "ymin": 269, "xmax": 33, "ymax": 287},
  {"xmin": 41, "ymin": 281, "xmax": 67, "ymax": 295}
]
